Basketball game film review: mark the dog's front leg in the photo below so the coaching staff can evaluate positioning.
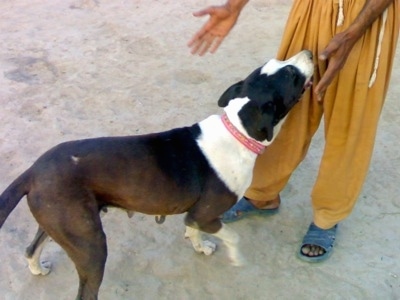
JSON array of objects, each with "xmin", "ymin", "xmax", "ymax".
[
  {"xmin": 212, "ymin": 224, "xmax": 245, "ymax": 267},
  {"xmin": 184, "ymin": 226, "xmax": 216, "ymax": 255}
]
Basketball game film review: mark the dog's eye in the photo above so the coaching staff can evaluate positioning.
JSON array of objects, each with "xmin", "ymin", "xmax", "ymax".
[{"xmin": 287, "ymin": 66, "xmax": 298, "ymax": 76}]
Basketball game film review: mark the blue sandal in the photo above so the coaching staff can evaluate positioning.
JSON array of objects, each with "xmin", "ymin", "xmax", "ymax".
[
  {"xmin": 221, "ymin": 197, "xmax": 279, "ymax": 223},
  {"xmin": 297, "ymin": 223, "xmax": 338, "ymax": 263}
]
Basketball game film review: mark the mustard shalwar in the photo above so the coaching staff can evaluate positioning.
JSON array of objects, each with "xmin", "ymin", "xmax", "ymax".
[{"xmin": 245, "ymin": 0, "xmax": 399, "ymax": 229}]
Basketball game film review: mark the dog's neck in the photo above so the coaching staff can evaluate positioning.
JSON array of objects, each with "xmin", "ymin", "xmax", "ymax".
[{"xmin": 221, "ymin": 114, "xmax": 265, "ymax": 155}]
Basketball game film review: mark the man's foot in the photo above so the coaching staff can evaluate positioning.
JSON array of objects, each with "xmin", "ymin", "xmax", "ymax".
[
  {"xmin": 221, "ymin": 196, "xmax": 280, "ymax": 223},
  {"xmin": 297, "ymin": 223, "xmax": 338, "ymax": 262}
]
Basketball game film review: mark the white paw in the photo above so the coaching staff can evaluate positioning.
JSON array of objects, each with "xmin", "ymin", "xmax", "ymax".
[
  {"xmin": 229, "ymin": 254, "xmax": 245, "ymax": 267},
  {"xmin": 192, "ymin": 240, "xmax": 217, "ymax": 255},
  {"xmin": 29, "ymin": 260, "xmax": 52, "ymax": 276},
  {"xmin": 201, "ymin": 240, "xmax": 217, "ymax": 256},
  {"xmin": 184, "ymin": 227, "xmax": 217, "ymax": 256}
]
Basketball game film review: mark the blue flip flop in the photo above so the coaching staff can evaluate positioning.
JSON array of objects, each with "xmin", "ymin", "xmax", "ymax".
[
  {"xmin": 221, "ymin": 197, "xmax": 279, "ymax": 223},
  {"xmin": 297, "ymin": 222, "xmax": 338, "ymax": 263}
]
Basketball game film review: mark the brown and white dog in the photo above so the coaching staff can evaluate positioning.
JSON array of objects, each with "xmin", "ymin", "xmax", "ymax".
[{"xmin": 0, "ymin": 50, "xmax": 313, "ymax": 300}]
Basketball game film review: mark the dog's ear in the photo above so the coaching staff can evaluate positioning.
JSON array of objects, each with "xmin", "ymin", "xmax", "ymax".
[
  {"xmin": 217, "ymin": 81, "xmax": 244, "ymax": 107},
  {"xmin": 263, "ymin": 115, "xmax": 274, "ymax": 142},
  {"xmin": 260, "ymin": 102, "xmax": 275, "ymax": 142}
]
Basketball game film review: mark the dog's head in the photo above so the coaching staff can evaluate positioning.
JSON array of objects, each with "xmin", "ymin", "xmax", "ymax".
[{"xmin": 218, "ymin": 50, "xmax": 314, "ymax": 144}]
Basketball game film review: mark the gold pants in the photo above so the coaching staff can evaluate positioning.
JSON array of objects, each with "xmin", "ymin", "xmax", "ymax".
[{"xmin": 245, "ymin": 0, "xmax": 399, "ymax": 229}]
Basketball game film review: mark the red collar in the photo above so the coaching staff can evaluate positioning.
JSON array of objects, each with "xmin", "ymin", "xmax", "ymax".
[{"xmin": 221, "ymin": 114, "xmax": 265, "ymax": 155}]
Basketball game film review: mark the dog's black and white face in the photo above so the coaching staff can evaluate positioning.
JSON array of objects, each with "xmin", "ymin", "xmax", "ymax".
[{"xmin": 218, "ymin": 50, "xmax": 314, "ymax": 143}]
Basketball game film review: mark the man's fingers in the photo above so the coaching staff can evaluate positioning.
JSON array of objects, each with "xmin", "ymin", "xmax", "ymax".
[
  {"xmin": 314, "ymin": 48, "xmax": 336, "ymax": 100},
  {"xmin": 319, "ymin": 37, "xmax": 341, "ymax": 61},
  {"xmin": 314, "ymin": 83, "xmax": 326, "ymax": 102},
  {"xmin": 192, "ymin": 7, "xmax": 214, "ymax": 17},
  {"xmin": 319, "ymin": 52, "xmax": 328, "ymax": 61},
  {"xmin": 199, "ymin": 33, "xmax": 220, "ymax": 55},
  {"xmin": 209, "ymin": 36, "xmax": 224, "ymax": 53},
  {"xmin": 189, "ymin": 29, "xmax": 223, "ymax": 55},
  {"xmin": 189, "ymin": 40, "xmax": 202, "ymax": 55},
  {"xmin": 198, "ymin": 38, "xmax": 213, "ymax": 56},
  {"xmin": 188, "ymin": 30, "xmax": 206, "ymax": 48},
  {"xmin": 314, "ymin": 68, "xmax": 335, "ymax": 101},
  {"xmin": 188, "ymin": 20, "xmax": 216, "ymax": 48},
  {"xmin": 189, "ymin": 33, "xmax": 215, "ymax": 56}
]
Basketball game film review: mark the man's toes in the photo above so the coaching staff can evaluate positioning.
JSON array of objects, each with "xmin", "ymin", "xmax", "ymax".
[
  {"xmin": 301, "ymin": 244, "xmax": 325, "ymax": 257},
  {"xmin": 316, "ymin": 246, "xmax": 325, "ymax": 256},
  {"xmin": 310, "ymin": 245, "xmax": 325, "ymax": 256},
  {"xmin": 301, "ymin": 245, "xmax": 311, "ymax": 255}
]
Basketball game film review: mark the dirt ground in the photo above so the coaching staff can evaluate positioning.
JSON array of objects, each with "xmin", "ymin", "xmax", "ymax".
[{"xmin": 0, "ymin": 1, "xmax": 399, "ymax": 299}]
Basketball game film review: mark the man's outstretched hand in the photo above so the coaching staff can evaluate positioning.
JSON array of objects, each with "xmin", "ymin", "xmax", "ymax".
[{"xmin": 188, "ymin": 4, "xmax": 242, "ymax": 56}]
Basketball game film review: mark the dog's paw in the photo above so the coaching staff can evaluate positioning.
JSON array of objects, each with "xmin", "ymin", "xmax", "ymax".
[
  {"xmin": 191, "ymin": 239, "xmax": 217, "ymax": 256},
  {"xmin": 201, "ymin": 240, "xmax": 217, "ymax": 256},
  {"xmin": 184, "ymin": 226, "xmax": 217, "ymax": 256},
  {"xmin": 28, "ymin": 260, "xmax": 52, "ymax": 276},
  {"xmin": 229, "ymin": 254, "xmax": 246, "ymax": 267}
]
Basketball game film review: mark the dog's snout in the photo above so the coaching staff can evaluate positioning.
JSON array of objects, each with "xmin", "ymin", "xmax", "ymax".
[
  {"xmin": 300, "ymin": 49, "xmax": 313, "ymax": 61},
  {"xmin": 305, "ymin": 50, "xmax": 313, "ymax": 60},
  {"xmin": 261, "ymin": 50, "xmax": 314, "ymax": 78}
]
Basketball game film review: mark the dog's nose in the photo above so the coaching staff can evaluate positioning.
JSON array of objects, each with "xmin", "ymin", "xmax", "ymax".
[{"xmin": 303, "ymin": 50, "xmax": 313, "ymax": 60}]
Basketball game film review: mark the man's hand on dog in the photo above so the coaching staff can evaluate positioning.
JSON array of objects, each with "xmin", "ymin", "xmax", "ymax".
[{"xmin": 314, "ymin": 30, "xmax": 360, "ymax": 102}]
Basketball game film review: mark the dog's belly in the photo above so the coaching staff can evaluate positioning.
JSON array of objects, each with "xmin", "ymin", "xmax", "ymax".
[{"xmin": 89, "ymin": 170, "xmax": 203, "ymax": 215}]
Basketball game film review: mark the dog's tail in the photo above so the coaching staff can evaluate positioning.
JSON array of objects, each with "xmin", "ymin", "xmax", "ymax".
[{"xmin": 0, "ymin": 168, "xmax": 31, "ymax": 228}]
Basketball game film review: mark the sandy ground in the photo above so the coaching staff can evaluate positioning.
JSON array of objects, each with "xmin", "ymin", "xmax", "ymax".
[{"xmin": 0, "ymin": 0, "xmax": 399, "ymax": 299}]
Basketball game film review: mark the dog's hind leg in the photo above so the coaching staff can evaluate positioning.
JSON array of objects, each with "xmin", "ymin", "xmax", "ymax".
[
  {"xmin": 28, "ymin": 190, "xmax": 108, "ymax": 300},
  {"xmin": 49, "ymin": 211, "xmax": 107, "ymax": 300},
  {"xmin": 25, "ymin": 226, "xmax": 51, "ymax": 275},
  {"xmin": 73, "ymin": 231, "xmax": 107, "ymax": 300}
]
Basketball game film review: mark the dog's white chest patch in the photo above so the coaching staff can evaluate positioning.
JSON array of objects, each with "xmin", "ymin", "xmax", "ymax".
[{"xmin": 196, "ymin": 115, "xmax": 257, "ymax": 198}]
